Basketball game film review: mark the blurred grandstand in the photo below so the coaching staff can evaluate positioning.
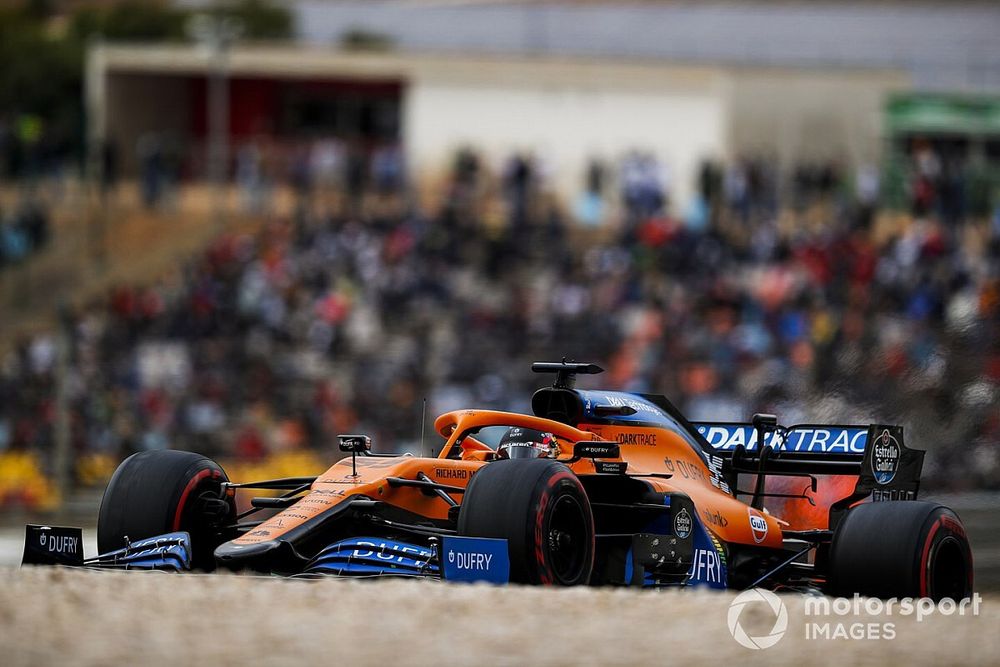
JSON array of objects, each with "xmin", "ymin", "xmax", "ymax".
[{"xmin": 0, "ymin": 0, "xmax": 998, "ymax": 512}]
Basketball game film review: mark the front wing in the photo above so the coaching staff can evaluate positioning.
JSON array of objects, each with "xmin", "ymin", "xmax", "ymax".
[
  {"xmin": 21, "ymin": 524, "xmax": 723, "ymax": 587},
  {"xmin": 20, "ymin": 524, "xmax": 513, "ymax": 583}
]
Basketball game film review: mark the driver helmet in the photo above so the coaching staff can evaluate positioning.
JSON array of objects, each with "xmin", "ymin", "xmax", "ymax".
[{"xmin": 496, "ymin": 427, "xmax": 558, "ymax": 460}]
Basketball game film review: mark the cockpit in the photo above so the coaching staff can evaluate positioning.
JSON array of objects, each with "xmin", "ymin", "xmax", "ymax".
[{"xmin": 436, "ymin": 411, "xmax": 589, "ymax": 462}]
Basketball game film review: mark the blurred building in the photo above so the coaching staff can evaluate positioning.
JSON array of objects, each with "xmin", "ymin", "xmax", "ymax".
[
  {"xmin": 86, "ymin": 0, "xmax": 1000, "ymax": 210},
  {"xmin": 87, "ymin": 45, "xmax": 908, "ymax": 209}
]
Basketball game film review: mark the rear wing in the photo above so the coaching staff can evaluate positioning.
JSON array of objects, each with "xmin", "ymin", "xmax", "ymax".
[
  {"xmin": 696, "ymin": 422, "xmax": 868, "ymax": 457},
  {"xmin": 692, "ymin": 420, "xmax": 926, "ymax": 529}
]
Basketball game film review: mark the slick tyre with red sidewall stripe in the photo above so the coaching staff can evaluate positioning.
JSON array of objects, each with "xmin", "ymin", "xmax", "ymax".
[
  {"xmin": 97, "ymin": 450, "xmax": 235, "ymax": 570},
  {"xmin": 458, "ymin": 459, "xmax": 595, "ymax": 585},
  {"xmin": 829, "ymin": 500, "xmax": 973, "ymax": 601}
]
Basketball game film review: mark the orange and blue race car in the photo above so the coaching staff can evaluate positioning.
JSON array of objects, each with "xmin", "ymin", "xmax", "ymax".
[{"xmin": 24, "ymin": 361, "xmax": 973, "ymax": 599}]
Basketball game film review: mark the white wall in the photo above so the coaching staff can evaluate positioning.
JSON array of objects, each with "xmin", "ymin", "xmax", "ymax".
[
  {"xmin": 726, "ymin": 69, "xmax": 909, "ymax": 169},
  {"xmin": 404, "ymin": 75, "xmax": 727, "ymax": 215}
]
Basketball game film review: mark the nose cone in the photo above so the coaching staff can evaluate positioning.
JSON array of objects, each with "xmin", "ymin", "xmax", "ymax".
[{"xmin": 214, "ymin": 538, "xmax": 283, "ymax": 569}]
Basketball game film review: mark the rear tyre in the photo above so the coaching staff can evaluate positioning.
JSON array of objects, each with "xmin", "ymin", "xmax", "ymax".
[
  {"xmin": 458, "ymin": 459, "xmax": 594, "ymax": 585},
  {"xmin": 829, "ymin": 501, "xmax": 973, "ymax": 600},
  {"xmin": 97, "ymin": 450, "xmax": 236, "ymax": 570}
]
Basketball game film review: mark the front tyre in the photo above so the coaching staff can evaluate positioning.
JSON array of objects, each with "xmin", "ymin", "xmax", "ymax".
[
  {"xmin": 828, "ymin": 501, "xmax": 973, "ymax": 601},
  {"xmin": 458, "ymin": 459, "xmax": 594, "ymax": 585},
  {"xmin": 97, "ymin": 450, "xmax": 236, "ymax": 570}
]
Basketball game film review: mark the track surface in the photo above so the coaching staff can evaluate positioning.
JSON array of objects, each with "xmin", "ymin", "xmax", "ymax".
[{"xmin": 1, "ymin": 567, "xmax": 996, "ymax": 666}]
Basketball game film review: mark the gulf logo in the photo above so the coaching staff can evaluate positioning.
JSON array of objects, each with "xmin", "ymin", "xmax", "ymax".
[{"xmin": 748, "ymin": 508, "xmax": 768, "ymax": 544}]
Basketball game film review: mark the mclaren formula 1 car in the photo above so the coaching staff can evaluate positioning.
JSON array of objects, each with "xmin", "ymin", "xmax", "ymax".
[{"xmin": 24, "ymin": 361, "xmax": 973, "ymax": 599}]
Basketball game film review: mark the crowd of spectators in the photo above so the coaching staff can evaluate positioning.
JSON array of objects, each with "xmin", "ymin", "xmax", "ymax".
[
  {"xmin": 0, "ymin": 195, "xmax": 50, "ymax": 272},
  {"xmin": 1, "ymin": 142, "xmax": 999, "ymax": 499},
  {"xmin": 127, "ymin": 133, "xmax": 408, "ymax": 212},
  {"xmin": 0, "ymin": 114, "xmax": 56, "ymax": 271},
  {"xmin": 0, "ymin": 114, "xmax": 76, "ymax": 185}
]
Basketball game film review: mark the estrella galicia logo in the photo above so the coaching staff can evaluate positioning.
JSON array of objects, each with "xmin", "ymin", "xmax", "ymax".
[
  {"xmin": 871, "ymin": 429, "xmax": 900, "ymax": 485},
  {"xmin": 674, "ymin": 507, "xmax": 692, "ymax": 539}
]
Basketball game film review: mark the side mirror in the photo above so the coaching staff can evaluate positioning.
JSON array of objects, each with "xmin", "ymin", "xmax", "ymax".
[
  {"xmin": 574, "ymin": 441, "xmax": 620, "ymax": 459},
  {"xmin": 338, "ymin": 434, "xmax": 372, "ymax": 453}
]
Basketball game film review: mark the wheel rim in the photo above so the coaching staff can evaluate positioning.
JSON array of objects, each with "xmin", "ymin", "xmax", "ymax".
[
  {"xmin": 930, "ymin": 536, "xmax": 969, "ymax": 601},
  {"xmin": 181, "ymin": 476, "xmax": 234, "ymax": 568},
  {"xmin": 546, "ymin": 494, "xmax": 589, "ymax": 584}
]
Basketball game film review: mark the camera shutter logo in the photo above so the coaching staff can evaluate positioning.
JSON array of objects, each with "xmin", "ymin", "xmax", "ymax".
[{"xmin": 727, "ymin": 588, "xmax": 788, "ymax": 650}]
